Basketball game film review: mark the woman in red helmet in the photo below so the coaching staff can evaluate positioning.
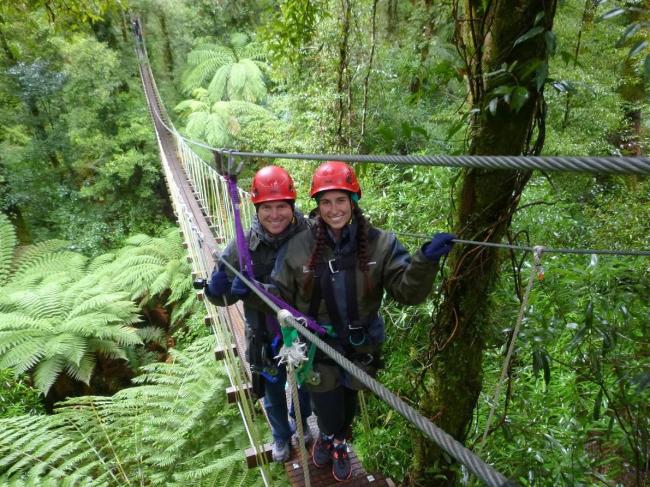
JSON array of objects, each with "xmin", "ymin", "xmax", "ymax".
[
  {"xmin": 272, "ymin": 161, "xmax": 454, "ymax": 482},
  {"xmin": 205, "ymin": 165, "xmax": 312, "ymax": 463}
]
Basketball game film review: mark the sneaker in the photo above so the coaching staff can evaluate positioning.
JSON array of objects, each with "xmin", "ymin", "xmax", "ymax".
[
  {"xmin": 331, "ymin": 442, "xmax": 351, "ymax": 482},
  {"xmin": 271, "ymin": 439, "xmax": 290, "ymax": 463},
  {"xmin": 312, "ymin": 434, "xmax": 333, "ymax": 468}
]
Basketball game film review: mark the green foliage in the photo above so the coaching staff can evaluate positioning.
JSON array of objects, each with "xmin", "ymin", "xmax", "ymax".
[
  {"xmin": 0, "ymin": 337, "xmax": 263, "ymax": 486},
  {"xmin": 181, "ymin": 34, "xmax": 268, "ymax": 103},
  {"xmin": 0, "ymin": 369, "xmax": 44, "ymax": 418},
  {"xmin": 0, "ymin": 214, "xmax": 198, "ymax": 395},
  {"xmin": 0, "ymin": 11, "xmax": 168, "ymax": 254},
  {"xmin": 0, "ymin": 214, "xmax": 16, "ymax": 284},
  {"xmin": 258, "ymin": 0, "xmax": 329, "ymax": 64}
]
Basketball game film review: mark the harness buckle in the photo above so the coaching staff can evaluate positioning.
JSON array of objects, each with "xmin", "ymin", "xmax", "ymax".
[
  {"xmin": 348, "ymin": 321, "xmax": 366, "ymax": 346},
  {"xmin": 328, "ymin": 258, "xmax": 339, "ymax": 274}
]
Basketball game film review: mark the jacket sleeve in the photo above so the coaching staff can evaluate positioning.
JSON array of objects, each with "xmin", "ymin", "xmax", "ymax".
[{"xmin": 381, "ymin": 233, "xmax": 439, "ymax": 305}]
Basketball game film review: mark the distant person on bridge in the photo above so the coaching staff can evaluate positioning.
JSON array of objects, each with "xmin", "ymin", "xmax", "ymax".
[
  {"xmin": 272, "ymin": 161, "xmax": 454, "ymax": 482},
  {"xmin": 205, "ymin": 165, "xmax": 312, "ymax": 463}
]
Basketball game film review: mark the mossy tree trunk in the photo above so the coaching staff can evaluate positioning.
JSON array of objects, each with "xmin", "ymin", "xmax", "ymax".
[{"xmin": 408, "ymin": 1, "xmax": 557, "ymax": 484}]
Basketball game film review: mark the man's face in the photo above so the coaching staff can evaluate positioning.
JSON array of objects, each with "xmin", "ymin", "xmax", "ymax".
[{"xmin": 257, "ymin": 201, "xmax": 293, "ymax": 235}]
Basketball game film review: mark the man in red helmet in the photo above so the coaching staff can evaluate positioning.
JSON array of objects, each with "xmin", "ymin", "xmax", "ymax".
[
  {"xmin": 272, "ymin": 161, "xmax": 454, "ymax": 482},
  {"xmin": 205, "ymin": 165, "xmax": 312, "ymax": 463}
]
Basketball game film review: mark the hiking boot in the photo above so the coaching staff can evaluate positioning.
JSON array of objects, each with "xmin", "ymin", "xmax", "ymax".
[
  {"xmin": 271, "ymin": 439, "xmax": 290, "ymax": 463},
  {"xmin": 331, "ymin": 442, "xmax": 351, "ymax": 482},
  {"xmin": 311, "ymin": 434, "xmax": 333, "ymax": 468}
]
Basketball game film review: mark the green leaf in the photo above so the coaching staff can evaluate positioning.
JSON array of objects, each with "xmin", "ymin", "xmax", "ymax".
[
  {"xmin": 492, "ymin": 85, "xmax": 515, "ymax": 96},
  {"xmin": 514, "ymin": 26, "xmax": 545, "ymax": 47},
  {"xmin": 534, "ymin": 62, "xmax": 548, "ymax": 91},
  {"xmin": 510, "ymin": 87, "xmax": 530, "ymax": 112},
  {"xmin": 544, "ymin": 31, "xmax": 556, "ymax": 56},
  {"xmin": 593, "ymin": 389, "xmax": 603, "ymax": 420},
  {"xmin": 616, "ymin": 23, "xmax": 641, "ymax": 48},
  {"xmin": 534, "ymin": 11, "xmax": 545, "ymax": 25},
  {"xmin": 599, "ymin": 7, "xmax": 626, "ymax": 20},
  {"xmin": 488, "ymin": 97, "xmax": 499, "ymax": 116},
  {"xmin": 628, "ymin": 40, "xmax": 648, "ymax": 59},
  {"xmin": 585, "ymin": 301, "xmax": 593, "ymax": 330},
  {"xmin": 644, "ymin": 55, "xmax": 650, "ymax": 79},
  {"xmin": 567, "ymin": 325, "xmax": 587, "ymax": 351},
  {"xmin": 446, "ymin": 117, "xmax": 467, "ymax": 139},
  {"xmin": 501, "ymin": 422, "xmax": 514, "ymax": 442}
]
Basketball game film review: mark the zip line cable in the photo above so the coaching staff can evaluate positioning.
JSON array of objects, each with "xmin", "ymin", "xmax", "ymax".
[{"xmin": 395, "ymin": 233, "xmax": 650, "ymax": 257}]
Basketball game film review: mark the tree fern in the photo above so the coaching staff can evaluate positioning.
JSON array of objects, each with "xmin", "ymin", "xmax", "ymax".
[
  {"xmin": 181, "ymin": 34, "xmax": 269, "ymax": 103},
  {"xmin": 0, "ymin": 337, "xmax": 265, "ymax": 486},
  {"xmin": 177, "ymin": 98, "xmax": 274, "ymax": 148}
]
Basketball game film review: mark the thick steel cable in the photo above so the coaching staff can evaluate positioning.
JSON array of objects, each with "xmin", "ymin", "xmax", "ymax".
[
  {"xmin": 135, "ymin": 39, "xmax": 649, "ymax": 176},
  {"xmin": 396, "ymin": 232, "xmax": 650, "ymax": 257},
  {"xmin": 193, "ymin": 147, "xmax": 650, "ymax": 175},
  {"xmin": 215, "ymin": 257, "xmax": 515, "ymax": 487}
]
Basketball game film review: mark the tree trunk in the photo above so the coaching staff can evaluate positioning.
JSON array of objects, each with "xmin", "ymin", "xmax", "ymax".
[{"xmin": 408, "ymin": 1, "xmax": 557, "ymax": 484}]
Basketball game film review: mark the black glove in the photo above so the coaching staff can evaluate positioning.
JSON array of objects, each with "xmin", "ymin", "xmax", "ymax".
[{"xmin": 422, "ymin": 232, "xmax": 455, "ymax": 262}]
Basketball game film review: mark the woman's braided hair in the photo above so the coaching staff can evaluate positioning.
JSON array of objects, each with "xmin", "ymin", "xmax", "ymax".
[{"xmin": 303, "ymin": 198, "xmax": 372, "ymax": 294}]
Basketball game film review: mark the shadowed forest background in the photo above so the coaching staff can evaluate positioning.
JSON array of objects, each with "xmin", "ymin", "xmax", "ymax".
[{"xmin": 0, "ymin": 0, "xmax": 648, "ymax": 485}]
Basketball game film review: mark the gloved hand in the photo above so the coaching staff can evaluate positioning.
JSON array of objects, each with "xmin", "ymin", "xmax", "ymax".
[
  {"xmin": 422, "ymin": 232, "xmax": 455, "ymax": 262},
  {"xmin": 231, "ymin": 276, "xmax": 252, "ymax": 297},
  {"xmin": 206, "ymin": 267, "xmax": 230, "ymax": 298}
]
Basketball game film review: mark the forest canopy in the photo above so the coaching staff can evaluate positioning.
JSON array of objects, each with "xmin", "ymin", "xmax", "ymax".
[{"xmin": 0, "ymin": 0, "xmax": 648, "ymax": 486}]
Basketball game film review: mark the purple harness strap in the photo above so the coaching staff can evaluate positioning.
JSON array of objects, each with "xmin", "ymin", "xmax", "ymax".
[{"xmin": 225, "ymin": 176, "xmax": 326, "ymax": 336}]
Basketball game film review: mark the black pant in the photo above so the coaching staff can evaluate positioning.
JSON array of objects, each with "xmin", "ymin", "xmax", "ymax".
[{"xmin": 310, "ymin": 385, "xmax": 358, "ymax": 440}]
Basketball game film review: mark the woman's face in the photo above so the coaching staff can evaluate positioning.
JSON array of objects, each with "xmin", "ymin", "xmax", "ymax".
[{"xmin": 318, "ymin": 190, "xmax": 352, "ymax": 238}]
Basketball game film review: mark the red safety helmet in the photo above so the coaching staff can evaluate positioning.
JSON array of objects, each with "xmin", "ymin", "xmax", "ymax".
[
  {"xmin": 309, "ymin": 161, "xmax": 361, "ymax": 199},
  {"xmin": 250, "ymin": 165, "xmax": 297, "ymax": 204}
]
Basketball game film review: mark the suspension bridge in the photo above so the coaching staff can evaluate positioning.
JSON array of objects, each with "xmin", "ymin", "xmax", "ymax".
[{"xmin": 134, "ymin": 24, "xmax": 649, "ymax": 487}]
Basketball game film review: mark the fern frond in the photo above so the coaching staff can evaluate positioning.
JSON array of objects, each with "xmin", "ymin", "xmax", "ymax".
[
  {"xmin": 175, "ymin": 99, "xmax": 210, "ymax": 119},
  {"xmin": 0, "ymin": 213, "xmax": 17, "ymax": 285},
  {"xmin": 12, "ymin": 239, "xmax": 69, "ymax": 271},
  {"xmin": 10, "ymin": 252, "xmax": 88, "ymax": 288},
  {"xmin": 228, "ymin": 60, "xmax": 266, "ymax": 103},
  {"xmin": 229, "ymin": 32, "xmax": 249, "ymax": 52},
  {"xmin": 86, "ymin": 252, "xmax": 116, "ymax": 273},
  {"xmin": 63, "ymin": 352, "xmax": 95, "ymax": 384},
  {"xmin": 0, "ymin": 336, "xmax": 47, "ymax": 370},
  {"xmin": 33, "ymin": 355, "xmax": 66, "ymax": 393},
  {"xmin": 135, "ymin": 326, "xmax": 166, "ymax": 346},
  {"xmin": 206, "ymin": 64, "xmax": 231, "ymax": 102},
  {"xmin": 67, "ymin": 292, "xmax": 134, "ymax": 319}
]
